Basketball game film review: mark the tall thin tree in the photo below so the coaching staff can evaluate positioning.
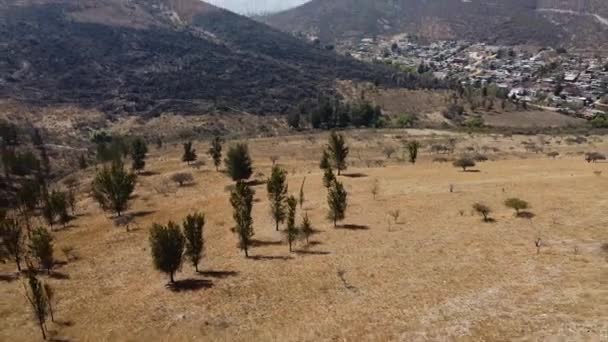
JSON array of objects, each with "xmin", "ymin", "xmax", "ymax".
[
  {"xmin": 131, "ymin": 138, "xmax": 148, "ymax": 173},
  {"xmin": 183, "ymin": 212, "xmax": 205, "ymax": 272},
  {"xmin": 284, "ymin": 196, "xmax": 298, "ymax": 252},
  {"xmin": 149, "ymin": 222, "xmax": 185, "ymax": 284},
  {"xmin": 208, "ymin": 136, "xmax": 223, "ymax": 171},
  {"xmin": 23, "ymin": 271, "xmax": 48, "ymax": 340},
  {"xmin": 267, "ymin": 165, "xmax": 288, "ymax": 231},
  {"xmin": 327, "ymin": 180, "xmax": 348, "ymax": 227},
  {"xmin": 182, "ymin": 142, "xmax": 197, "ymax": 165},
  {"xmin": 230, "ymin": 181, "xmax": 255, "ymax": 257},
  {"xmin": 327, "ymin": 132, "xmax": 349, "ymax": 175}
]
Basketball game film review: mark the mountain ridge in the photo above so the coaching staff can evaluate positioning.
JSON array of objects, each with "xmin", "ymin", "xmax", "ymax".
[{"xmin": 264, "ymin": 0, "xmax": 608, "ymax": 49}]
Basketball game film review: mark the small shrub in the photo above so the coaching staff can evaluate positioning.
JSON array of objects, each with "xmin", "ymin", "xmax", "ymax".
[
  {"xmin": 473, "ymin": 203, "xmax": 492, "ymax": 222},
  {"xmin": 171, "ymin": 172, "xmax": 194, "ymax": 186},
  {"xmin": 453, "ymin": 157, "xmax": 476, "ymax": 171}
]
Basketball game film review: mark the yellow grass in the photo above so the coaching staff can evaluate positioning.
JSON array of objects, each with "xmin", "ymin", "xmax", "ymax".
[{"xmin": 1, "ymin": 130, "xmax": 607, "ymax": 341}]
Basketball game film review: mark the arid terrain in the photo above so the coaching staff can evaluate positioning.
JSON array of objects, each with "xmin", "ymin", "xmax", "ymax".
[{"xmin": 1, "ymin": 130, "xmax": 607, "ymax": 341}]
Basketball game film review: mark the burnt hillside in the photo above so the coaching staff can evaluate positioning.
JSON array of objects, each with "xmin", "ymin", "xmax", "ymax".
[{"xmin": 0, "ymin": 0, "xmax": 402, "ymax": 116}]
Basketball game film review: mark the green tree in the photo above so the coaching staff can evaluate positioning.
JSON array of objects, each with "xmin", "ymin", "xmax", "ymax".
[
  {"xmin": 284, "ymin": 196, "xmax": 298, "ymax": 252},
  {"xmin": 130, "ymin": 138, "xmax": 148, "ymax": 173},
  {"xmin": 327, "ymin": 180, "xmax": 348, "ymax": 227},
  {"xmin": 407, "ymin": 141, "xmax": 421, "ymax": 164},
  {"xmin": 183, "ymin": 213, "xmax": 205, "ymax": 272},
  {"xmin": 504, "ymin": 198, "xmax": 529, "ymax": 216},
  {"xmin": 91, "ymin": 161, "xmax": 136, "ymax": 217},
  {"xmin": 224, "ymin": 143, "xmax": 253, "ymax": 181},
  {"xmin": 319, "ymin": 150, "xmax": 331, "ymax": 170},
  {"xmin": 473, "ymin": 203, "xmax": 492, "ymax": 222},
  {"xmin": 16, "ymin": 179, "xmax": 40, "ymax": 227},
  {"xmin": 0, "ymin": 215, "xmax": 24, "ymax": 271},
  {"xmin": 230, "ymin": 181, "xmax": 255, "ymax": 257},
  {"xmin": 300, "ymin": 214, "xmax": 313, "ymax": 244},
  {"xmin": 207, "ymin": 136, "xmax": 223, "ymax": 171},
  {"xmin": 453, "ymin": 157, "xmax": 476, "ymax": 171},
  {"xmin": 327, "ymin": 132, "xmax": 349, "ymax": 175},
  {"xmin": 182, "ymin": 141, "xmax": 197, "ymax": 165},
  {"xmin": 323, "ymin": 167, "xmax": 336, "ymax": 189},
  {"xmin": 29, "ymin": 227, "xmax": 54, "ymax": 274},
  {"xmin": 267, "ymin": 165, "xmax": 288, "ymax": 231},
  {"xmin": 24, "ymin": 271, "xmax": 49, "ymax": 340},
  {"xmin": 149, "ymin": 222, "xmax": 185, "ymax": 284},
  {"xmin": 47, "ymin": 190, "xmax": 69, "ymax": 228}
]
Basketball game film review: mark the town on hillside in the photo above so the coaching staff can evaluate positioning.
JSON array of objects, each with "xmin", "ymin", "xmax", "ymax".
[{"xmin": 340, "ymin": 36, "xmax": 608, "ymax": 120}]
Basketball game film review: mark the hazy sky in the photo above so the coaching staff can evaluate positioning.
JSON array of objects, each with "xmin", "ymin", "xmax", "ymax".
[{"xmin": 206, "ymin": 0, "xmax": 309, "ymax": 14}]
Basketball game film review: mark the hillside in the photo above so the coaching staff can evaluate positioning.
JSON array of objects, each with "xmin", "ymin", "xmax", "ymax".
[
  {"xmin": 0, "ymin": 0, "xmax": 399, "ymax": 116},
  {"xmin": 264, "ymin": 0, "xmax": 608, "ymax": 49}
]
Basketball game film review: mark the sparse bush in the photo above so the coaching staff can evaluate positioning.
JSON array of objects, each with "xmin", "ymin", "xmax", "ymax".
[
  {"xmin": 29, "ymin": 227, "xmax": 54, "ymax": 274},
  {"xmin": 472, "ymin": 153, "xmax": 488, "ymax": 162},
  {"xmin": 585, "ymin": 152, "xmax": 606, "ymax": 163},
  {"xmin": 504, "ymin": 198, "xmax": 529, "ymax": 216},
  {"xmin": 149, "ymin": 221, "xmax": 185, "ymax": 283},
  {"xmin": 407, "ymin": 140, "xmax": 421, "ymax": 164},
  {"xmin": 371, "ymin": 178, "xmax": 379, "ymax": 199},
  {"xmin": 171, "ymin": 172, "xmax": 194, "ymax": 187},
  {"xmin": 473, "ymin": 203, "xmax": 492, "ymax": 222},
  {"xmin": 453, "ymin": 157, "xmax": 476, "ymax": 171},
  {"xmin": 300, "ymin": 214, "xmax": 313, "ymax": 244},
  {"xmin": 383, "ymin": 146, "xmax": 396, "ymax": 159},
  {"xmin": 225, "ymin": 143, "xmax": 253, "ymax": 181}
]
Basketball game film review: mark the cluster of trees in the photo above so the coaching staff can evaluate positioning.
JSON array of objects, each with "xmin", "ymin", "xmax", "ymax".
[
  {"xmin": 319, "ymin": 132, "xmax": 350, "ymax": 226},
  {"xmin": 473, "ymin": 198, "xmax": 531, "ymax": 222},
  {"xmin": 290, "ymin": 98, "xmax": 383, "ymax": 130},
  {"xmin": 149, "ymin": 212, "xmax": 205, "ymax": 283}
]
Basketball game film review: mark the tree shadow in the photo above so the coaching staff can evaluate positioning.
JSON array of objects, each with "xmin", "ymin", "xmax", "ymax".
[
  {"xmin": 307, "ymin": 240, "xmax": 323, "ymax": 246},
  {"xmin": 130, "ymin": 210, "xmax": 156, "ymax": 218},
  {"xmin": 49, "ymin": 271, "xmax": 70, "ymax": 280},
  {"xmin": 0, "ymin": 273, "xmax": 18, "ymax": 282},
  {"xmin": 167, "ymin": 278, "xmax": 213, "ymax": 292},
  {"xmin": 482, "ymin": 218, "xmax": 497, "ymax": 223},
  {"xmin": 341, "ymin": 173, "xmax": 368, "ymax": 178},
  {"xmin": 463, "ymin": 169, "xmax": 481, "ymax": 173},
  {"xmin": 245, "ymin": 179, "xmax": 266, "ymax": 187},
  {"xmin": 251, "ymin": 239, "xmax": 283, "ymax": 247},
  {"xmin": 138, "ymin": 171, "xmax": 160, "ymax": 176},
  {"xmin": 249, "ymin": 255, "xmax": 293, "ymax": 261},
  {"xmin": 197, "ymin": 270, "xmax": 239, "ymax": 279},
  {"xmin": 294, "ymin": 250, "xmax": 331, "ymax": 256},
  {"xmin": 336, "ymin": 224, "xmax": 370, "ymax": 230},
  {"xmin": 517, "ymin": 211, "xmax": 536, "ymax": 219},
  {"xmin": 55, "ymin": 320, "xmax": 74, "ymax": 327}
]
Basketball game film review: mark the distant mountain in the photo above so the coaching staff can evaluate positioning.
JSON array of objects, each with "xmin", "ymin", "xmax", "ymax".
[
  {"xmin": 0, "ymin": 0, "xmax": 399, "ymax": 116},
  {"xmin": 264, "ymin": 0, "xmax": 608, "ymax": 49}
]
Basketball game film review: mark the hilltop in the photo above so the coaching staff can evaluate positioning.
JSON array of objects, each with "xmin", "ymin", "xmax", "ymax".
[
  {"xmin": 0, "ymin": 0, "xmax": 400, "ymax": 116},
  {"xmin": 264, "ymin": 0, "xmax": 608, "ymax": 49}
]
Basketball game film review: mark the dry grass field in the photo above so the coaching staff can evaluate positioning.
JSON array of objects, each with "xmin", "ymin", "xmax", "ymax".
[{"xmin": 1, "ymin": 130, "xmax": 608, "ymax": 341}]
